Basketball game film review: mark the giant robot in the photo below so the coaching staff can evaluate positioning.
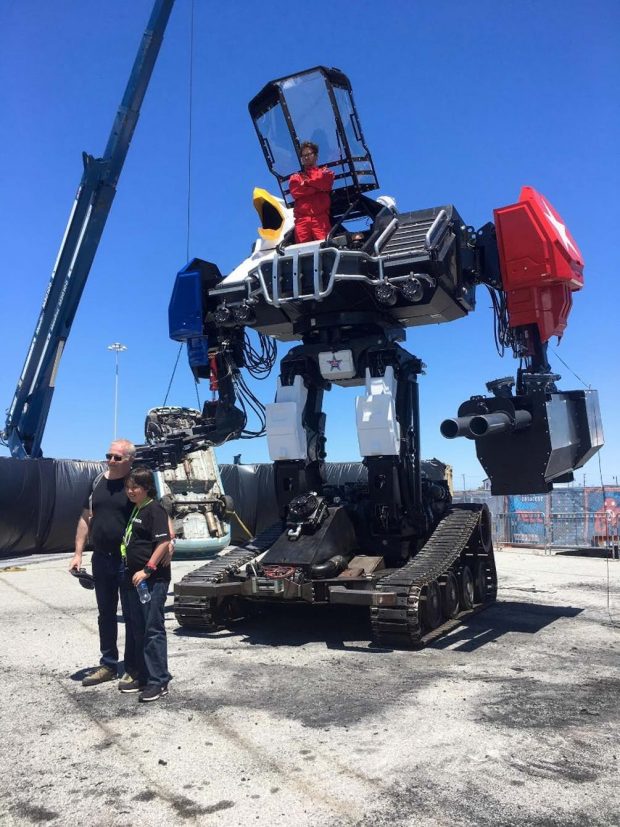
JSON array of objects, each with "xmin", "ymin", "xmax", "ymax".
[{"xmin": 161, "ymin": 67, "xmax": 602, "ymax": 646}]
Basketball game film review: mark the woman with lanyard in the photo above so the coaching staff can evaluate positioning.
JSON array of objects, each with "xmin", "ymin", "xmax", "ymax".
[{"xmin": 121, "ymin": 466, "xmax": 172, "ymax": 702}]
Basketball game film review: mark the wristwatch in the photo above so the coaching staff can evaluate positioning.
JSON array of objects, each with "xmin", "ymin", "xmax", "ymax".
[{"xmin": 143, "ymin": 563, "xmax": 157, "ymax": 576}]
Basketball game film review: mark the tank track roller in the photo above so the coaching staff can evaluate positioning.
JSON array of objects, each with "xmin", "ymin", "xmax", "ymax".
[
  {"xmin": 371, "ymin": 504, "xmax": 497, "ymax": 648},
  {"xmin": 174, "ymin": 521, "xmax": 284, "ymax": 630}
]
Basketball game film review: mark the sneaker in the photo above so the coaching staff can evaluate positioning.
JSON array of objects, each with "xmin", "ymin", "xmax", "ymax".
[
  {"xmin": 118, "ymin": 674, "xmax": 142, "ymax": 693},
  {"xmin": 82, "ymin": 665, "xmax": 116, "ymax": 687},
  {"xmin": 138, "ymin": 684, "xmax": 169, "ymax": 703}
]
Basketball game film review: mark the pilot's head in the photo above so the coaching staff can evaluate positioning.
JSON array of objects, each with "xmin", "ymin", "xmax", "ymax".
[{"xmin": 300, "ymin": 141, "xmax": 319, "ymax": 170}]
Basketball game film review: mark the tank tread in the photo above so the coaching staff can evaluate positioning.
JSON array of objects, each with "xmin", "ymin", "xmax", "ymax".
[
  {"xmin": 371, "ymin": 505, "xmax": 497, "ymax": 648},
  {"xmin": 174, "ymin": 521, "xmax": 285, "ymax": 629}
]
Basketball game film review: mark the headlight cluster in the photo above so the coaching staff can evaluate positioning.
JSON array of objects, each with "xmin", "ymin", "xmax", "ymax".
[
  {"xmin": 214, "ymin": 302, "xmax": 255, "ymax": 326},
  {"xmin": 374, "ymin": 276, "xmax": 431, "ymax": 306}
]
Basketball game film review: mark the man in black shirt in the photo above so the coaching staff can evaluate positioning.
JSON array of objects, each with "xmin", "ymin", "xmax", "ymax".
[{"xmin": 70, "ymin": 439, "xmax": 137, "ymax": 688}]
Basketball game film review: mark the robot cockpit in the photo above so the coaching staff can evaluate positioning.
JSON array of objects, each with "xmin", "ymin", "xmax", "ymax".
[{"xmin": 249, "ymin": 65, "xmax": 379, "ymax": 225}]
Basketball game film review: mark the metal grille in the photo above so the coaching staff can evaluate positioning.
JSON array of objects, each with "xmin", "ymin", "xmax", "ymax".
[{"xmin": 380, "ymin": 219, "xmax": 433, "ymax": 257}]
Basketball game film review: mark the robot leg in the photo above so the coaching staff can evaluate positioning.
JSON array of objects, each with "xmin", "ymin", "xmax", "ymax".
[
  {"xmin": 355, "ymin": 366, "xmax": 400, "ymax": 457},
  {"xmin": 266, "ymin": 375, "xmax": 308, "ymax": 461},
  {"xmin": 266, "ymin": 363, "xmax": 326, "ymax": 517}
]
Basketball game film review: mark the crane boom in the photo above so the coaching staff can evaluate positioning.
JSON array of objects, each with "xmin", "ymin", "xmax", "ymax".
[{"xmin": 2, "ymin": 0, "xmax": 175, "ymax": 458}]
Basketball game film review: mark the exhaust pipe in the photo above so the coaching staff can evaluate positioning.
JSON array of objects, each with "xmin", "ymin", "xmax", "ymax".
[
  {"xmin": 441, "ymin": 410, "xmax": 532, "ymax": 440},
  {"xmin": 440, "ymin": 415, "xmax": 475, "ymax": 439},
  {"xmin": 439, "ymin": 416, "xmax": 474, "ymax": 439},
  {"xmin": 469, "ymin": 410, "xmax": 532, "ymax": 438}
]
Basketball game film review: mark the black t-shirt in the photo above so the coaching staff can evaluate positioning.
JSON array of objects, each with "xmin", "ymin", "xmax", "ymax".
[
  {"xmin": 85, "ymin": 476, "xmax": 133, "ymax": 556},
  {"xmin": 124, "ymin": 500, "xmax": 171, "ymax": 582}
]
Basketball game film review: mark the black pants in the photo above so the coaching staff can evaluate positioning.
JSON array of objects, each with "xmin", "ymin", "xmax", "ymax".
[{"xmin": 92, "ymin": 553, "xmax": 136, "ymax": 675}]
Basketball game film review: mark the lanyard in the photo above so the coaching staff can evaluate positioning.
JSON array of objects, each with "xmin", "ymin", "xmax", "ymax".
[{"xmin": 120, "ymin": 499, "xmax": 152, "ymax": 562}]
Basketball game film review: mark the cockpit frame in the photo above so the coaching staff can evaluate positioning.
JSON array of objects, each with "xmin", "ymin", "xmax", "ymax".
[{"xmin": 248, "ymin": 66, "xmax": 379, "ymax": 223}]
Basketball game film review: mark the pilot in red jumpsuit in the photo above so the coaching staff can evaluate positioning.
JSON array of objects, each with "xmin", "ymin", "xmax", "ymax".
[{"xmin": 289, "ymin": 141, "xmax": 334, "ymax": 243}]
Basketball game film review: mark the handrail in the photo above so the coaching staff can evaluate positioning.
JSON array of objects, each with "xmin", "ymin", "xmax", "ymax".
[
  {"xmin": 373, "ymin": 217, "xmax": 399, "ymax": 257},
  {"xmin": 424, "ymin": 209, "xmax": 449, "ymax": 251}
]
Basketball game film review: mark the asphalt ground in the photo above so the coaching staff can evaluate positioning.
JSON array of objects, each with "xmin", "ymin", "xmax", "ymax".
[{"xmin": 0, "ymin": 549, "xmax": 618, "ymax": 827}]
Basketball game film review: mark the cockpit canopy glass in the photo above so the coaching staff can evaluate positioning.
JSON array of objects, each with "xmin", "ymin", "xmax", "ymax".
[{"xmin": 249, "ymin": 67, "xmax": 379, "ymax": 216}]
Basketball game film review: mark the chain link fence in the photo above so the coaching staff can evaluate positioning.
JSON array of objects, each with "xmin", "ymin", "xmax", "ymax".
[
  {"xmin": 493, "ymin": 511, "xmax": 619, "ymax": 556},
  {"xmin": 453, "ymin": 487, "xmax": 620, "ymax": 556}
]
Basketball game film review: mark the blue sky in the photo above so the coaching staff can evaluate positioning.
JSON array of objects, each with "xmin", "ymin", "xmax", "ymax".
[{"xmin": 1, "ymin": 0, "xmax": 618, "ymax": 488}]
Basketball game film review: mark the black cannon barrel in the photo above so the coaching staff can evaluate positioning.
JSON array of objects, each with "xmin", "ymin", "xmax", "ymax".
[
  {"xmin": 439, "ymin": 415, "xmax": 475, "ymax": 439},
  {"xmin": 469, "ymin": 410, "xmax": 532, "ymax": 438}
]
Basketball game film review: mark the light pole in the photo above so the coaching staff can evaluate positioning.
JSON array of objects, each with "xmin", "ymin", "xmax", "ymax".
[{"xmin": 107, "ymin": 343, "xmax": 127, "ymax": 439}]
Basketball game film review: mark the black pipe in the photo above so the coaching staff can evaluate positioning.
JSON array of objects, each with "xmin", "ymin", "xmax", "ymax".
[
  {"xmin": 311, "ymin": 554, "xmax": 350, "ymax": 579},
  {"xmin": 469, "ymin": 410, "xmax": 532, "ymax": 438},
  {"xmin": 440, "ymin": 415, "xmax": 475, "ymax": 439}
]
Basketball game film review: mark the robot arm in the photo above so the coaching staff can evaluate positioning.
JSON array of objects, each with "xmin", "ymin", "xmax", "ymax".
[
  {"xmin": 200, "ymin": 347, "xmax": 248, "ymax": 446},
  {"xmin": 443, "ymin": 187, "xmax": 603, "ymax": 494},
  {"xmin": 165, "ymin": 258, "xmax": 261, "ymax": 451}
]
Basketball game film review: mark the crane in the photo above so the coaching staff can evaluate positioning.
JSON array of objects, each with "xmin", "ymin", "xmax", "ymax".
[{"xmin": 2, "ymin": 0, "xmax": 175, "ymax": 458}]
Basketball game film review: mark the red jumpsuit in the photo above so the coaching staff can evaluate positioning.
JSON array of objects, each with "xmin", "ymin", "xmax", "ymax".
[{"xmin": 289, "ymin": 165, "xmax": 334, "ymax": 243}]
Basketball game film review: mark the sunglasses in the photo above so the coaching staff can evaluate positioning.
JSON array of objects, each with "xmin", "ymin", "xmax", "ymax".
[{"xmin": 106, "ymin": 453, "xmax": 127, "ymax": 461}]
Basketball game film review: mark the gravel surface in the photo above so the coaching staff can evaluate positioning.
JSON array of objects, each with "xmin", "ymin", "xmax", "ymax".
[{"xmin": 0, "ymin": 549, "xmax": 618, "ymax": 826}]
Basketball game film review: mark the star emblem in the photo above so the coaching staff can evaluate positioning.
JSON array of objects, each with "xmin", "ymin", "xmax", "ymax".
[
  {"xmin": 328, "ymin": 355, "xmax": 342, "ymax": 370},
  {"xmin": 540, "ymin": 198, "xmax": 579, "ymax": 258}
]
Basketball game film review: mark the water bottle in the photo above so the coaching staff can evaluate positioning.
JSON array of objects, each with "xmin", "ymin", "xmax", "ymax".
[{"xmin": 137, "ymin": 580, "xmax": 151, "ymax": 604}]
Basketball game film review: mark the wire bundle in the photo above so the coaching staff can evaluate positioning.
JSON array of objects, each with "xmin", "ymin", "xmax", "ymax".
[
  {"xmin": 486, "ymin": 285, "xmax": 516, "ymax": 357},
  {"xmin": 219, "ymin": 331, "xmax": 278, "ymax": 441},
  {"xmin": 243, "ymin": 331, "xmax": 277, "ymax": 378},
  {"xmin": 232, "ymin": 368, "xmax": 267, "ymax": 439},
  {"xmin": 236, "ymin": 331, "xmax": 277, "ymax": 439}
]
